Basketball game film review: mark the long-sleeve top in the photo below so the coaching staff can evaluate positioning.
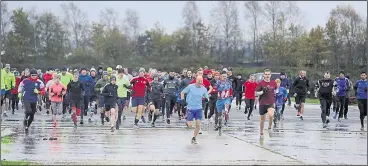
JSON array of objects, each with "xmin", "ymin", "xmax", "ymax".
[
  {"xmin": 101, "ymin": 83, "xmax": 118, "ymax": 106},
  {"xmin": 79, "ymin": 74, "xmax": 95, "ymax": 96},
  {"xmin": 275, "ymin": 87, "xmax": 288, "ymax": 105},
  {"xmin": 18, "ymin": 77, "xmax": 45, "ymax": 103},
  {"xmin": 48, "ymin": 83, "xmax": 67, "ymax": 102},
  {"xmin": 354, "ymin": 79, "xmax": 368, "ymax": 99},
  {"xmin": 67, "ymin": 80, "xmax": 84, "ymax": 101}
]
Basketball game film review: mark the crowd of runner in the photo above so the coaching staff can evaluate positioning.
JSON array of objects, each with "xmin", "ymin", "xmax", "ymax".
[{"xmin": 0, "ymin": 63, "xmax": 367, "ymax": 144}]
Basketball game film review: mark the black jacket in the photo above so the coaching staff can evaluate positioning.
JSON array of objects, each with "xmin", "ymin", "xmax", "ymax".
[
  {"xmin": 67, "ymin": 80, "xmax": 85, "ymax": 101},
  {"xmin": 102, "ymin": 83, "xmax": 118, "ymax": 106},
  {"xmin": 150, "ymin": 81, "xmax": 164, "ymax": 100},
  {"xmin": 234, "ymin": 78, "xmax": 245, "ymax": 92},
  {"xmin": 180, "ymin": 77, "xmax": 192, "ymax": 90},
  {"xmin": 293, "ymin": 76, "xmax": 310, "ymax": 95}
]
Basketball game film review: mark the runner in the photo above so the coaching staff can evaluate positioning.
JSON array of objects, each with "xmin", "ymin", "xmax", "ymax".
[
  {"xmin": 343, "ymin": 75, "xmax": 353, "ymax": 119},
  {"xmin": 94, "ymin": 71, "xmax": 110, "ymax": 125},
  {"xmin": 292, "ymin": 70, "xmax": 310, "ymax": 120},
  {"xmin": 274, "ymin": 79, "xmax": 288, "ymax": 126},
  {"xmin": 48, "ymin": 74, "xmax": 67, "ymax": 127},
  {"xmin": 255, "ymin": 68, "xmax": 276, "ymax": 139},
  {"xmin": 60, "ymin": 67, "xmax": 73, "ymax": 117},
  {"xmin": 207, "ymin": 71, "xmax": 219, "ymax": 123},
  {"xmin": 1, "ymin": 63, "xmax": 6, "ymax": 116},
  {"xmin": 45, "ymin": 73, "xmax": 58, "ymax": 115},
  {"xmin": 2, "ymin": 64, "xmax": 15, "ymax": 117},
  {"xmin": 148, "ymin": 74, "xmax": 164, "ymax": 127},
  {"xmin": 101, "ymin": 76, "xmax": 119, "ymax": 132},
  {"xmin": 334, "ymin": 71, "xmax": 350, "ymax": 122},
  {"xmin": 214, "ymin": 71, "xmax": 233, "ymax": 130},
  {"xmin": 163, "ymin": 70, "xmax": 180, "ymax": 124},
  {"xmin": 18, "ymin": 69, "xmax": 45, "ymax": 134},
  {"xmin": 234, "ymin": 74, "xmax": 245, "ymax": 111},
  {"xmin": 130, "ymin": 68, "xmax": 151, "ymax": 128},
  {"xmin": 279, "ymin": 72, "xmax": 291, "ymax": 111},
  {"xmin": 79, "ymin": 68, "xmax": 94, "ymax": 124},
  {"xmin": 67, "ymin": 72, "xmax": 84, "ymax": 128},
  {"xmin": 243, "ymin": 74, "xmax": 258, "ymax": 120},
  {"xmin": 11, "ymin": 71, "xmax": 22, "ymax": 114},
  {"xmin": 353, "ymin": 71, "xmax": 368, "ymax": 131},
  {"xmin": 116, "ymin": 68, "xmax": 131, "ymax": 129},
  {"xmin": 181, "ymin": 76, "xmax": 209, "ymax": 144},
  {"xmin": 179, "ymin": 70, "xmax": 192, "ymax": 119},
  {"xmin": 315, "ymin": 71, "xmax": 335, "ymax": 128}
]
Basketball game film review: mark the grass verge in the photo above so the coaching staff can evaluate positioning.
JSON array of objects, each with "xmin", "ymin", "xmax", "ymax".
[{"xmin": 1, "ymin": 160, "xmax": 36, "ymax": 165}]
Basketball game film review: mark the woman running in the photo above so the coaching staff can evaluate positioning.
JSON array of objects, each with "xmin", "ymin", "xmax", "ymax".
[
  {"xmin": 48, "ymin": 74, "xmax": 67, "ymax": 127},
  {"xmin": 101, "ymin": 76, "xmax": 119, "ymax": 132}
]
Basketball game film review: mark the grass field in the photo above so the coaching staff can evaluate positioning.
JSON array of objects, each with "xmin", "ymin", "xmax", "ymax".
[{"xmin": 1, "ymin": 160, "xmax": 36, "ymax": 165}]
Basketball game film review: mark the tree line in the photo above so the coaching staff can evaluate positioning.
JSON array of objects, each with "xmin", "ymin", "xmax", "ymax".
[{"xmin": 0, "ymin": 1, "xmax": 366, "ymax": 79}]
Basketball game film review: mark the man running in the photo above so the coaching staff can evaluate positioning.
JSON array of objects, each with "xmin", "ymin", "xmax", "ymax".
[
  {"xmin": 214, "ymin": 72, "xmax": 233, "ymax": 130},
  {"xmin": 60, "ymin": 67, "xmax": 73, "ymax": 117},
  {"xmin": 292, "ymin": 70, "xmax": 310, "ymax": 120},
  {"xmin": 255, "ymin": 69, "xmax": 276, "ymax": 138},
  {"xmin": 162, "ymin": 70, "xmax": 180, "ymax": 124},
  {"xmin": 181, "ymin": 76, "xmax": 209, "ymax": 144},
  {"xmin": 94, "ymin": 71, "xmax": 110, "ymax": 125},
  {"xmin": 2, "ymin": 64, "xmax": 15, "ymax": 117},
  {"xmin": 243, "ymin": 74, "xmax": 258, "ymax": 120},
  {"xmin": 315, "ymin": 71, "xmax": 335, "ymax": 128},
  {"xmin": 149, "ymin": 74, "xmax": 164, "ymax": 127},
  {"xmin": 101, "ymin": 76, "xmax": 119, "ymax": 132},
  {"xmin": 334, "ymin": 71, "xmax": 350, "ymax": 121},
  {"xmin": 234, "ymin": 74, "xmax": 245, "ymax": 111},
  {"xmin": 116, "ymin": 68, "xmax": 131, "ymax": 129},
  {"xmin": 67, "ymin": 72, "xmax": 84, "ymax": 128},
  {"xmin": 18, "ymin": 69, "xmax": 45, "ymax": 134},
  {"xmin": 130, "ymin": 68, "xmax": 151, "ymax": 128},
  {"xmin": 208, "ymin": 71, "xmax": 219, "ymax": 123},
  {"xmin": 79, "ymin": 68, "xmax": 94, "ymax": 124},
  {"xmin": 354, "ymin": 72, "xmax": 368, "ymax": 131},
  {"xmin": 48, "ymin": 74, "xmax": 67, "ymax": 127}
]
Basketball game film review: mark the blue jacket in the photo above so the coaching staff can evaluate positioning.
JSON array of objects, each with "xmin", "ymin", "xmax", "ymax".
[
  {"xmin": 18, "ymin": 78, "xmax": 45, "ymax": 103},
  {"xmin": 275, "ymin": 87, "xmax": 288, "ymax": 105},
  {"xmin": 334, "ymin": 77, "xmax": 350, "ymax": 97},
  {"xmin": 79, "ymin": 74, "xmax": 94, "ymax": 96},
  {"xmin": 279, "ymin": 77, "xmax": 290, "ymax": 89},
  {"xmin": 354, "ymin": 79, "xmax": 368, "ymax": 99}
]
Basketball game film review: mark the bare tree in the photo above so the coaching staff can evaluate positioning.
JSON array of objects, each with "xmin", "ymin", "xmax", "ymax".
[
  {"xmin": 182, "ymin": 1, "xmax": 201, "ymax": 56},
  {"xmin": 122, "ymin": 8, "xmax": 140, "ymax": 40},
  {"xmin": 263, "ymin": 1, "xmax": 284, "ymax": 40},
  {"xmin": 211, "ymin": 1, "xmax": 241, "ymax": 63},
  {"xmin": 60, "ymin": 2, "xmax": 89, "ymax": 49},
  {"xmin": 0, "ymin": 2, "xmax": 10, "ymax": 51},
  {"xmin": 99, "ymin": 8, "xmax": 118, "ymax": 31},
  {"xmin": 244, "ymin": 1, "xmax": 263, "ymax": 62}
]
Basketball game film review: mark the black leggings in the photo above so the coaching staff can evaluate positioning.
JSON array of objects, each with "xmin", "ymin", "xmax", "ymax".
[
  {"xmin": 166, "ymin": 96, "xmax": 176, "ymax": 119},
  {"xmin": 11, "ymin": 94, "xmax": 19, "ymax": 111},
  {"xmin": 235, "ymin": 91, "xmax": 242, "ymax": 106},
  {"xmin": 320, "ymin": 98, "xmax": 332, "ymax": 123},
  {"xmin": 245, "ymin": 99, "xmax": 255, "ymax": 118},
  {"xmin": 24, "ymin": 101, "xmax": 37, "ymax": 127},
  {"xmin": 208, "ymin": 96, "xmax": 217, "ymax": 119},
  {"xmin": 343, "ymin": 97, "xmax": 349, "ymax": 117},
  {"xmin": 203, "ymin": 100, "xmax": 209, "ymax": 119},
  {"xmin": 358, "ymin": 99, "xmax": 367, "ymax": 127},
  {"xmin": 336, "ymin": 96, "xmax": 346, "ymax": 118}
]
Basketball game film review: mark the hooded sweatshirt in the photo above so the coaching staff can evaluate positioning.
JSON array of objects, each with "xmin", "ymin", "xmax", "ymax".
[{"xmin": 79, "ymin": 74, "xmax": 94, "ymax": 96}]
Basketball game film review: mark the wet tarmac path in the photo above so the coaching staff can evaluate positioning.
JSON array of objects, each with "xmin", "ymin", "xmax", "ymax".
[{"xmin": 1, "ymin": 102, "xmax": 367, "ymax": 165}]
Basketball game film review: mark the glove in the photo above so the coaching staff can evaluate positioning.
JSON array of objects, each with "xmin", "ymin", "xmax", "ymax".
[
  {"xmin": 283, "ymin": 98, "xmax": 287, "ymax": 102},
  {"xmin": 307, "ymin": 91, "xmax": 310, "ymax": 95},
  {"xmin": 34, "ymin": 89, "xmax": 39, "ymax": 94},
  {"xmin": 18, "ymin": 93, "xmax": 22, "ymax": 99},
  {"xmin": 204, "ymin": 98, "xmax": 209, "ymax": 103},
  {"xmin": 293, "ymin": 93, "xmax": 297, "ymax": 97},
  {"xmin": 58, "ymin": 93, "xmax": 63, "ymax": 98}
]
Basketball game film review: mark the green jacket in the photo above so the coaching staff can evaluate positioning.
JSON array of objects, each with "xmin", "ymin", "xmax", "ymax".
[
  {"xmin": 94, "ymin": 78, "xmax": 109, "ymax": 94},
  {"xmin": 116, "ymin": 75, "xmax": 131, "ymax": 98},
  {"xmin": 59, "ymin": 72, "xmax": 73, "ymax": 87},
  {"xmin": 3, "ymin": 69, "xmax": 15, "ymax": 90},
  {"xmin": 1, "ymin": 69, "xmax": 5, "ymax": 89}
]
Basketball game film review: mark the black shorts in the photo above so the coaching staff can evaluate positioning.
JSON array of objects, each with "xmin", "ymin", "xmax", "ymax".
[
  {"xmin": 259, "ymin": 104, "xmax": 274, "ymax": 115},
  {"xmin": 70, "ymin": 100, "xmax": 82, "ymax": 109},
  {"xmin": 105, "ymin": 104, "xmax": 116, "ymax": 111},
  {"xmin": 151, "ymin": 99, "xmax": 161, "ymax": 109},
  {"xmin": 295, "ymin": 95, "xmax": 306, "ymax": 104}
]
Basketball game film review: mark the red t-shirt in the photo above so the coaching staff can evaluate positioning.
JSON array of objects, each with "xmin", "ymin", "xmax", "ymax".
[
  {"xmin": 145, "ymin": 74, "xmax": 152, "ymax": 83},
  {"xmin": 190, "ymin": 78, "xmax": 211, "ymax": 88},
  {"xmin": 244, "ymin": 80, "xmax": 258, "ymax": 99},
  {"xmin": 255, "ymin": 80, "xmax": 276, "ymax": 105},
  {"xmin": 130, "ymin": 77, "xmax": 150, "ymax": 97}
]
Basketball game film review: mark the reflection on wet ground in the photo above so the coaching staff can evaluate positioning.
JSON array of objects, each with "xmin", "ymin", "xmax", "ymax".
[{"xmin": 1, "ymin": 104, "xmax": 367, "ymax": 165}]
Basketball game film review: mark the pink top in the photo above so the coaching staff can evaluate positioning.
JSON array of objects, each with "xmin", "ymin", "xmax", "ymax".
[{"xmin": 48, "ymin": 82, "xmax": 67, "ymax": 102}]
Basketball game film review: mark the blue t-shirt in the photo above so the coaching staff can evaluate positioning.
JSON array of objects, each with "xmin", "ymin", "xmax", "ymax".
[{"xmin": 181, "ymin": 84, "xmax": 209, "ymax": 110}]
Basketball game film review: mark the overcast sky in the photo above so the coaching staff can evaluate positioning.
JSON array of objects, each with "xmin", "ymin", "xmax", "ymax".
[{"xmin": 5, "ymin": 1, "xmax": 367, "ymax": 35}]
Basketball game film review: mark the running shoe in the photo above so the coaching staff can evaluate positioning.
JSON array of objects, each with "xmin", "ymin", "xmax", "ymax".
[
  {"xmin": 141, "ymin": 116, "xmax": 146, "ymax": 123},
  {"xmin": 191, "ymin": 137, "xmax": 197, "ymax": 144},
  {"xmin": 333, "ymin": 112, "xmax": 338, "ymax": 119},
  {"xmin": 105, "ymin": 117, "xmax": 110, "ymax": 122},
  {"xmin": 151, "ymin": 123, "xmax": 155, "ymax": 127},
  {"xmin": 166, "ymin": 119, "xmax": 170, "ymax": 124},
  {"xmin": 323, "ymin": 123, "xmax": 327, "ymax": 128}
]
